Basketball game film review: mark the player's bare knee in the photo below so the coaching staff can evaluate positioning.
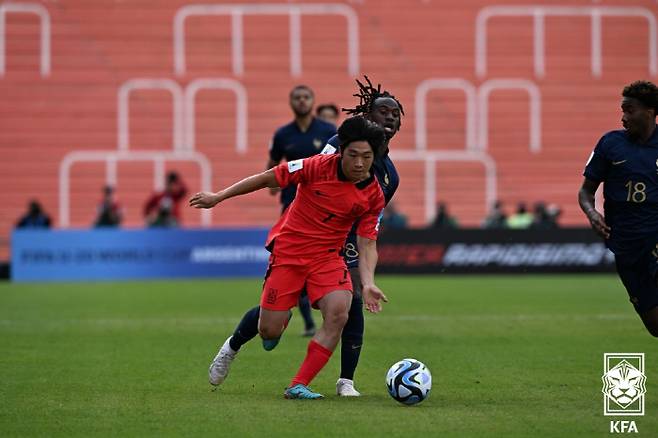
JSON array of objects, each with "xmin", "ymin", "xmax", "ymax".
[
  {"xmin": 258, "ymin": 323, "xmax": 282, "ymax": 340},
  {"xmin": 325, "ymin": 309, "xmax": 349, "ymax": 329},
  {"xmin": 258, "ymin": 326, "xmax": 280, "ymax": 340}
]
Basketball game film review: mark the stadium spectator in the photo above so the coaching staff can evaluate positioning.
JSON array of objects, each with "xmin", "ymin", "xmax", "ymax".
[
  {"xmin": 143, "ymin": 171, "xmax": 187, "ymax": 226},
  {"xmin": 547, "ymin": 203, "xmax": 562, "ymax": 225},
  {"xmin": 506, "ymin": 202, "xmax": 533, "ymax": 229},
  {"xmin": 191, "ymin": 115, "xmax": 389, "ymax": 399},
  {"xmin": 267, "ymin": 85, "xmax": 337, "ymax": 212},
  {"xmin": 430, "ymin": 202, "xmax": 458, "ymax": 229},
  {"xmin": 94, "ymin": 185, "xmax": 122, "ymax": 228},
  {"xmin": 579, "ymin": 80, "xmax": 658, "ymax": 338},
  {"xmin": 531, "ymin": 201, "xmax": 561, "ymax": 229},
  {"xmin": 266, "ymin": 85, "xmax": 337, "ymax": 336},
  {"xmin": 148, "ymin": 198, "xmax": 178, "ymax": 228},
  {"xmin": 381, "ymin": 201, "xmax": 408, "ymax": 230},
  {"xmin": 481, "ymin": 200, "xmax": 507, "ymax": 229},
  {"xmin": 16, "ymin": 200, "xmax": 51, "ymax": 228},
  {"xmin": 316, "ymin": 103, "xmax": 340, "ymax": 126}
]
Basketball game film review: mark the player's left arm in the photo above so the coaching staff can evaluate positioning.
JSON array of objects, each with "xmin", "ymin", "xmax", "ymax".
[
  {"xmin": 356, "ymin": 195, "xmax": 388, "ymax": 313},
  {"xmin": 189, "ymin": 169, "xmax": 279, "ymax": 209},
  {"xmin": 357, "ymin": 235, "xmax": 388, "ymax": 313}
]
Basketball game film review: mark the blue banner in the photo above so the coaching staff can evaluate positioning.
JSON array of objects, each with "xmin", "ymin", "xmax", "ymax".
[{"xmin": 11, "ymin": 228, "xmax": 270, "ymax": 282}]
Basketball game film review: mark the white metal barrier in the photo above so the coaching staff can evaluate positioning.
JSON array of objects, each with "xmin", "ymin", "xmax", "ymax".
[
  {"xmin": 415, "ymin": 79, "xmax": 477, "ymax": 151},
  {"xmin": 184, "ymin": 78, "xmax": 248, "ymax": 154},
  {"xmin": 58, "ymin": 150, "xmax": 212, "ymax": 227},
  {"xmin": 390, "ymin": 150, "xmax": 498, "ymax": 223},
  {"xmin": 117, "ymin": 79, "xmax": 185, "ymax": 151},
  {"xmin": 477, "ymin": 79, "xmax": 541, "ymax": 153},
  {"xmin": 0, "ymin": 1, "xmax": 50, "ymax": 77},
  {"xmin": 173, "ymin": 3, "xmax": 359, "ymax": 76},
  {"xmin": 475, "ymin": 5, "xmax": 657, "ymax": 78},
  {"xmin": 60, "ymin": 77, "xmax": 253, "ymax": 227},
  {"xmin": 415, "ymin": 78, "xmax": 542, "ymax": 154}
]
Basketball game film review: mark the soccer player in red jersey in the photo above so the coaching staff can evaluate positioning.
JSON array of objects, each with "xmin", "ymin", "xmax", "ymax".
[{"xmin": 190, "ymin": 116, "xmax": 389, "ymax": 399}]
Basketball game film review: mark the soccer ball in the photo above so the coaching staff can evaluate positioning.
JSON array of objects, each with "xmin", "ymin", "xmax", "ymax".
[{"xmin": 385, "ymin": 358, "xmax": 432, "ymax": 405}]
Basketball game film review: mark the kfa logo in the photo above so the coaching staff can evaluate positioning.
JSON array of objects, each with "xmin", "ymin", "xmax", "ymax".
[
  {"xmin": 602, "ymin": 353, "xmax": 646, "ymax": 415},
  {"xmin": 602, "ymin": 353, "xmax": 646, "ymax": 434},
  {"xmin": 609, "ymin": 421, "xmax": 638, "ymax": 433}
]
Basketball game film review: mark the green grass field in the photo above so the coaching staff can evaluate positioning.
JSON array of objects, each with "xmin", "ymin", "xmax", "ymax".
[{"xmin": 1, "ymin": 275, "xmax": 656, "ymax": 436}]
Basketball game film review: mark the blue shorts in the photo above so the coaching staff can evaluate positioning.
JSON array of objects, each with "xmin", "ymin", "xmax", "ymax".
[{"xmin": 615, "ymin": 248, "xmax": 658, "ymax": 314}]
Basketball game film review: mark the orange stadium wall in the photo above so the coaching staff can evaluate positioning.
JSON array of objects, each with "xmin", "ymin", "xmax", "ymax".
[{"xmin": 1, "ymin": 0, "xmax": 657, "ymax": 260}]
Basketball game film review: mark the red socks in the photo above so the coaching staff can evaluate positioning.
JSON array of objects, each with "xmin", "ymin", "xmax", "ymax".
[{"xmin": 290, "ymin": 340, "xmax": 332, "ymax": 387}]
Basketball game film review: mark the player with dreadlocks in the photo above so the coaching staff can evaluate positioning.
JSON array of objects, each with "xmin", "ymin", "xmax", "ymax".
[
  {"xmin": 206, "ymin": 76, "xmax": 404, "ymax": 397},
  {"xmin": 320, "ymin": 75, "xmax": 403, "ymax": 396}
]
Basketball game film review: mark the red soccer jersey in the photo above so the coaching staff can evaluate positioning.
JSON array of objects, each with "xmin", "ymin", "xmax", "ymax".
[{"xmin": 267, "ymin": 154, "xmax": 385, "ymax": 259}]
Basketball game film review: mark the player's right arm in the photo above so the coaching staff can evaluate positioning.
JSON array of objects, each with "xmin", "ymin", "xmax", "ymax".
[
  {"xmin": 190, "ymin": 157, "xmax": 311, "ymax": 209},
  {"xmin": 189, "ymin": 169, "xmax": 279, "ymax": 209},
  {"xmin": 578, "ymin": 178, "xmax": 610, "ymax": 239},
  {"xmin": 266, "ymin": 158, "xmax": 281, "ymax": 195},
  {"xmin": 267, "ymin": 132, "xmax": 284, "ymax": 195}
]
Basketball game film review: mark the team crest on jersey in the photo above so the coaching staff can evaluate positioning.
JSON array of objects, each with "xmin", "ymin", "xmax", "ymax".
[
  {"xmin": 287, "ymin": 159, "xmax": 304, "ymax": 173},
  {"xmin": 383, "ymin": 173, "xmax": 390, "ymax": 186},
  {"xmin": 350, "ymin": 204, "xmax": 367, "ymax": 217},
  {"xmin": 655, "ymin": 158, "xmax": 658, "ymax": 174},
  {"xmin": 313, "ymin": 138, "xmax": 323, "ymax": 149}
]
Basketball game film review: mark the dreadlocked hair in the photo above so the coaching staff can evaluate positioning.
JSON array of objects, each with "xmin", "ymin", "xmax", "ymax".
[{"xmin": 342, "ymin": 75, "xmax": 405, "ymax": 120}]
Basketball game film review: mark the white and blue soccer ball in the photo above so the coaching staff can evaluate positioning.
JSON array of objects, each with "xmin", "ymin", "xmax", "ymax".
[{"xmin": 386, "ymin": 358, "xmax": 432, "ymax": 405}]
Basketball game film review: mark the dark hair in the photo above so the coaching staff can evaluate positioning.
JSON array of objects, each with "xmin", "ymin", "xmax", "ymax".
[
  {"xmin": 28, "ymin": 200, "xmax": 42, "ymax": 215},
  {"xmin": 316, "ymin": 103, "xmax": 339, "ymax": 116},
  {"xmin": 166, "ymin": 171, "xmax": 179, "ymax": 183},
  {"xmin": 289, "ymin": 84, "xmax": 314, "ymax": 99},
  {"xmin": 337, "ymin": 116, "xmax": 386, "ymax": 156},
  {"xmin": 342, "ymin": 75, "xmax": 405, "ymax": 122},
  {"xmin": 622, "ymin": 80, "xmax": 658, "ymax": 113}
]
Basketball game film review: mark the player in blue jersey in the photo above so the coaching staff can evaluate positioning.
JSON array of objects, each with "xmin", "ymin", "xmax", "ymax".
[
  {"xmin": 207, "ymin": 77, "xmax": 404, "ymax": 393},
  {"xmin": 267, "ymin": 85, "xmax": 337, "ymax": 336},
  {"xmin": 579, "ymin": 80, "xmax": 658, "ymax": 337},
  {"xmin": 268, "ymin": 85, "xmax": 337, "ymax": 212},
  {"xmin": 320, "ymin": 76, "xmax": 402, "ymax": 396}
]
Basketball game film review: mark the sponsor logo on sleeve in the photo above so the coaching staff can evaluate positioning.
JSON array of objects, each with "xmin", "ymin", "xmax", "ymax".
[
  {"xmin": 375, "ymin": 209, "xmax": 384, "ymax": 232},
  {"xmin": 321, "ymin": 144, "xmax": 337, "ymax": 155},
  {"xmin": 287, "ymin": 159, "xmax": 304, "ymax": 173}
]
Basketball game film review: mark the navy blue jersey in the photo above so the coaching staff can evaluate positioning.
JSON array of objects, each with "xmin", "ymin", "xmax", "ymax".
[
  {"xmin": 269, "ymin": 118, "xmax": 337, "ymax": 209},
  {"xmin": 584, "ymin": 127, "xmax": 658, "ymax": 257},
  {"xmin": 323, "ymin": 134, "xmax": 400, "ymax": 267}
]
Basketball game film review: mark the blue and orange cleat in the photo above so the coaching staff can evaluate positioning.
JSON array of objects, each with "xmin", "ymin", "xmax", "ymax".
[
  {"xmin": 262, "ymin": 310, "xmax": 293, "ymax": 351},
  {"xmin": 283, "ymin": 384, "xmax": 324, "ymax": 400}
]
